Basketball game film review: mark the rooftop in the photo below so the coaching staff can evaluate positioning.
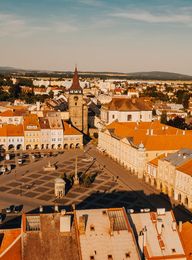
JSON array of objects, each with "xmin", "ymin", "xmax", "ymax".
[
  {"xmin": 130, "ymin": 210, "xmax": 186, "ymax": 259},
  {"xmin": 162, "ymin": 148, "xmax": 192, "ymax": 166},
  {"xmin": 176, "ymin": 158, "xmax": 192, "ymax": 176},
  {"xmin": 22, "ymin": 213, "xmax": 80, "ymax": 260},
  {"xmin": 76, "ymin": 208, "xmax": 140, "ymax": 260},
  {"xmin": 103, "ymin": 97, "xmax": 152, "ymax": 111},
  {"xmin": 180, "ymin": 221, "xmax": 192, "ymax": 259},
  {"xmin": 105, "ymin": 121, "xmax": 192, "ymax": 151},
  {"xmin": 0, "ymin": 124, "xmax": 24, "ymax": 137},
  {"xmin": 63, "ymin": 121, "xmax": 82, "ymax": 135}
]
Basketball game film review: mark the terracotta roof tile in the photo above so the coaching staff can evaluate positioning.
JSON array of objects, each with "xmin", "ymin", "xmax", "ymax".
[
  {"xmin": 104, "ymin": 97, "xmax": 152, "ymax": 111},
  {"xmin": 180, "ymin": 221, "xmax": 192, "ymax": 259},
  {"xmin": 106, "ymin": 121, "xmax": 192, "ymax": 151},
  {"xmin": 177, "ymin": 159, "xmax": 192, "ymax": 176},
  {"xmin": 63, "ymin": 121, "xmax": 82, "ymax": 135}
]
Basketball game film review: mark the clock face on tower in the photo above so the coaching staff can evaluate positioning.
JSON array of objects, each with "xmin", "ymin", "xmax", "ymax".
[{"xmin": 74, "ymin": 96, "xmax": 78, "ymax": 101}]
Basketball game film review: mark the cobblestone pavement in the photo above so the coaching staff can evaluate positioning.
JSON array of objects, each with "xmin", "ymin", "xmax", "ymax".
[{"xmin": 0, "ymin": 149, "xmax": 150, "ymax": 213}]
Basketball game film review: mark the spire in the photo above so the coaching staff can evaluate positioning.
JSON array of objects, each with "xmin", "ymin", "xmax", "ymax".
[{"xmin": 69, "ymin": 66, "xmax": 82, "ymax": 92}]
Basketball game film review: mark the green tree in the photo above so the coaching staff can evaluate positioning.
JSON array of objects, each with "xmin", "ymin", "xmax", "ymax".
[{"xmin": 160, "ymin": 111, "xmax": 167, "ymax": 124}]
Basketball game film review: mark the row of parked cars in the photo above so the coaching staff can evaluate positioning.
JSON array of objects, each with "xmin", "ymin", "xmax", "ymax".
[{"xmin": 0, "ymin": 205, "xmax": 21, "ymax": 223}]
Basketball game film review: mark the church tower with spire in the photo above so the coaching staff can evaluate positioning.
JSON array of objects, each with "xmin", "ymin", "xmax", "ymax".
[{"xmin": 68, "ymin": 67, "xmax": 88, "ymax": 134}]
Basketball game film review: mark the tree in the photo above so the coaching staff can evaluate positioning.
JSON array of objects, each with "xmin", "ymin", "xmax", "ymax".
[
  {"xmin": 9, "ymin": 84, "xmax": 21, "ymax": 100},
  {"xmin": 160, "ymin": 111, "xmax": 167, "ymax": 124}
]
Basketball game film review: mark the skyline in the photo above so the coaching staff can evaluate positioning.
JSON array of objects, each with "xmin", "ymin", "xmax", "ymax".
[{"xmin": 0, "ymin": 0, "xmax": 192, "ymax": 75}]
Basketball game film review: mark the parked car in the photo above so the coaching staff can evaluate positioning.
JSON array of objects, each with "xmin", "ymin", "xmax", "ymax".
[
  {"xmin": 5, "ymin": 206, "xmax": 12, "ymax": 213},
  {"xmin": 17, "ymin": 158, "xmax": 23, "ymax": 165},
  {"xmin": 127, "ymin": 209, "xmax": 134, "ymax": 214},
  {"xmin": 0, "ymin": 213, "xmax": 3, "ymax": 223},
  {"xmin": 13, "ymin": 206, "xmax": 20, "ymax": 214}
]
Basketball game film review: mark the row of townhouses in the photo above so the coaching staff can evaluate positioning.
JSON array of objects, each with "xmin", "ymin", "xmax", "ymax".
[
  {"xmin": 146, "ymin": 148, "xmax": 192, "ymax": 209},
  {"xmin": 0, "ymin": 114, "xmax": 83, "ymax": 151}
]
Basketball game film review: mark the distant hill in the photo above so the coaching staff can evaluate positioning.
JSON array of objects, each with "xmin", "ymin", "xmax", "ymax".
[
  {"xmin": 0, "ymin": 66, "xmax": 192, "ymax": 80},
  {"xmin": 125, "ymin": 71, "xmax": 192, "ymax": 80}
]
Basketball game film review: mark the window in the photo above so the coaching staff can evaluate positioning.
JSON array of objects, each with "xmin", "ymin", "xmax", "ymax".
[
  {"xmin": 125, "ymin": 252, "xmax": 131, "ymax": 258},
  {"xmin": 90, "ymin": 225, "xmax": 95, "ymax": 231},
  {"xmin": 127, "ymin": 115, "xmax": 132, "ymax": 121},
  {"xmin": 112, "ymin": 114, "xmax": 115, "ymax": 119},
  {"xmin": 108, "ymin": 255, "xmax": 113, "ymax": 260}
]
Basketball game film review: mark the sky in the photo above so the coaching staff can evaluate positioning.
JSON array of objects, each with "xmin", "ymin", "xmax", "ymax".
[{"xmin": 0, "ymin": 0, "xmax": 192, "ymax": 75}]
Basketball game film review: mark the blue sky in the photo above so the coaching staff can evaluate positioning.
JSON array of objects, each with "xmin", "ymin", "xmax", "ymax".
[{"xmin": 0, "ymin": 0, "xmax": 192, "ymax": 74}]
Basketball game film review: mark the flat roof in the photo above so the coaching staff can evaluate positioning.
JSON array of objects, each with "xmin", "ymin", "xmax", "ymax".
[
  {"xmin": 76, "ymin": 208, "xmax": 140, "ymax": 260},
  {"xmin": 130, "ymin": 211, "xmax": 186, "ymax": 259}
]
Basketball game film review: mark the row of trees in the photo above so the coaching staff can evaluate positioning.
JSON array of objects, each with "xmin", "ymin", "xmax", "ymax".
[
  {"xmin": 160, "ymin": 112, "xmax": 192, "ymax": 130},
  {"xmin": 142, "ymin": 86, "xmax": 190, "ymax": 109},
  {"xmin": 0, "ymin": 85, "xmax": 54, "ymax": 103}
]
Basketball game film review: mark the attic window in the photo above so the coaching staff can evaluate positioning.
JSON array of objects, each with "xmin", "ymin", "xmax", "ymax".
[
  {"xmin": 172, "ymin": 249, "xmax": 176, "ymax": 253},
  {"xmin": 102, "ymin": 210, "xmax": 107, "ymax": 215},
  {"xmin": 108, "ymin": 255, "xmax": 113, "ymax": 260},
  {"xmin": 90, "ymin": 225, "xmax": 95, "ymax": 231},
  {"xmin": 90, "ymin": 256, "xmax": 95, "ymax": 260},
  {"xmin": 125, "ymin": 252, "xmax": 131, "ymax": 258}
]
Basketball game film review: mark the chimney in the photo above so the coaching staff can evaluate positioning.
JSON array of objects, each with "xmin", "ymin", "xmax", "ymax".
[
  {"xmin": 182, "ymin": 130, "xmax": 185, "ymax": 135},
  {"xmin": 69, "ymin": 124, "xmax": 71, "ymax": 128},
  {"xmin": 79, "ymin": 215, "xmax": 86, "ymax": 235},
  {"xmin": 138, "ymin": 231, "xmax": 144, "ymax": 253},
  {"xmin": 172, "ymin": 221, "xmax": 177, "ymax": 231},
  {"xmin": 55, "ymin": 205, "xmax": 59, "ymax": 212},
  {"xmin": 61, "ymin": 209, "xmax": 66, "ymax": 216},
  {"xmin": 143, "ymin": 226, "xmax": 147, "ymax": 246},
  {"xmin": 179, "ymin": 221, "xmax": 182, "ymax": 232},
  {"xmin": 39, "ymin": 205, "xmax": 43, "ymax": 213},
  {"xmin": 157, "ymin": 219, "xmax": 162, "ymax": 234},
  {"xmin": 146, "ymin": 129, "xmax": 150, "ymax": 135},
  {"xmin": 150, "ymin": 129, "xmax": 153, "ymax": 135},
  {"xmin": 109, "ymin": 217, "xmax": 114, "ymax": 236}
]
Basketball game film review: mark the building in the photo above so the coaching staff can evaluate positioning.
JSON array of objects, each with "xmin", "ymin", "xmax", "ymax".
[
  {"xmin": 129, "ymin": 209, "xmax": 186, "ymax": 260},
  {"xmin": 54, "ymin": 178, "xmax": 66, "ymax": 198},
  {"xmin": 68, "ymin": 67, "xmax": 88, "ymax": 134},
  {"xmin": 0, "ymin": 229, "xmax": 21, "ymax": 260},
  {"xmin": 157, "ymin": 149, "xmax": 192, "ymax": 198},
  {"xmin": 0, "ymin": 110, "xmax": 24, "ymax": 125},
  {"xmin": 145, "ymin": 149, "xmax": 192, "ymax": 210},
  {"xmin": 75, "ymin": 208, "xmax": 141, "ymax": 260},
  {"xmin": 47, "ymin": 115, "xmax": 63, "ymax": 149},
  {"xmin": 63, "ymin": 121, "xmax": 83, "ymax": 149},
  {"xmin": 22, "ymin": 211, "xmax": 80, "ymax": 260},
  {"xmin": 23, "ymin": 114, "xmax": 41, "ymax": 150},
  {"xmin": 98, "ymin": 121, "xmax": 192, "ymax": 178},
  {"xmin": 0, "ymin": 124, "xmax": 24, "ymax": 150},
  {"xmin": 175, "ymin": 158, "xmax": 192, "ymax": 208},
  {"xmin": 1, "ymin": 207, "xmax": 190, "ymax": 260},
  {"xmin": 39, "ymin": 118, "xmax": 51, "ymax": 149},
  {"xmin": 180, "ymin": 221, "xmax": 192, "ymax": 259},
  {"xmin": 100, "ymin": 97, "xmax": 153, "ymax": 124},
  {"xmin": 145, "ymin": 154, "xmax": 166, "ymax": 187}
]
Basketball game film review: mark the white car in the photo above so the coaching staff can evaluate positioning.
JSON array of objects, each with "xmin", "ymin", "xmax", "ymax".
[{"xmin": 127, "ymin": 209, "xmax": 134, "ymax": 214}]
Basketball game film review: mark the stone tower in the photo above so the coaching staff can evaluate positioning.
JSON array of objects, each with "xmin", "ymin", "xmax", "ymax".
[{"xmin": 68, "ymin": 67, "xmax": 88, "ymax": 134}]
